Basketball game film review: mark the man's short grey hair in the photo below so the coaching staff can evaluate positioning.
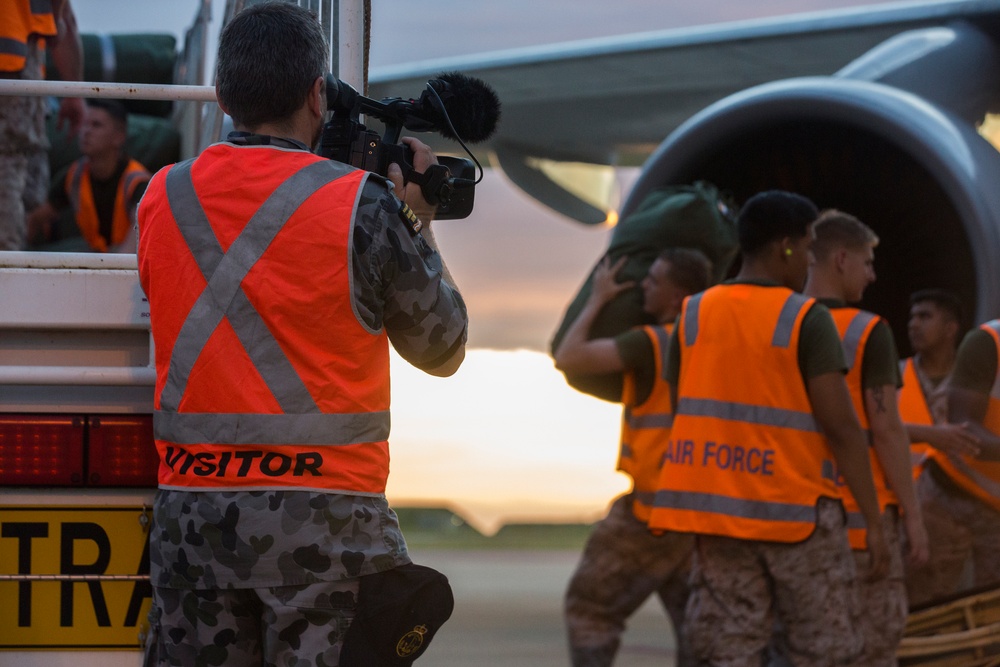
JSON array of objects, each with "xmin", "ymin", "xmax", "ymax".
[{"xmin": 216, "ymin": 2, "xmax": 329, "ymax": 129}]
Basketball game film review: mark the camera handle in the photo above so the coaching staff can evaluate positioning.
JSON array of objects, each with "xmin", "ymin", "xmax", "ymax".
[{"xmin": 404, "ymin": 163, "xmax": 453, "ymax": 206}]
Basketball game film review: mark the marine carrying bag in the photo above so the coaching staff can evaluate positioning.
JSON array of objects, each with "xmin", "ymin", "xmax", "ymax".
[{"xmin": 550, "ymin": 181, "xmax": 738, "ymax": 402}]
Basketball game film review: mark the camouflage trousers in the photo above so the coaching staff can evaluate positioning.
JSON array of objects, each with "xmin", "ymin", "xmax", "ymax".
[
  {"xmin": 0, "ymin": 148, "xmax": 49, "ymax": 251},
  {"xmin": 769, "ymin": 508, "xmax": 907, "ymax": 667},
  {"xmin": 905, "ymin": 466, "xmax": 1000, "ymax": 608},
  {"xmin": 0, "ymin": 44, "xmax": 50, "ymax": 251},
  {"xmin": 146, "ymin": 579, "xmax": 359, "ymax": 667},
  {"xmin": 848, "ymin": 507, "xmax": 907, "ymax": 667},
  {"xmin": 564, "ymin": 494, "xmax": 695, "ymax": 667},
  {"xmin": 685, "ymin": 497, "xmax": 862, "ymax": 667}
]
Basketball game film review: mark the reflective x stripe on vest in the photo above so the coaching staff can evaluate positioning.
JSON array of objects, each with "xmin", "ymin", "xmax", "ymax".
[
  {"xmin": 152, "ymin": 158, "xmax": 389, "ymax": 492},
  {"xmin": 647, "ymin": 285, "xmax": 838, "ymax": 542},
  {"xmin": 620, "ymin": 324, "xmax": 674, "ymax": 522},
  {"xmin": 928, "ymin": 320, "xmax": 1000, "ymax": 511}
]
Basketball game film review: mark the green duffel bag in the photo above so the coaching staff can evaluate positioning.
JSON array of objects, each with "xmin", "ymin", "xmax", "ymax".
[
  {"xmin": 550, "ymin": 181, "xmax": 738, "ymax": 402},
  {"xmin": 48, "ymin": 33, "xmax": 178, "ymax": 118}
]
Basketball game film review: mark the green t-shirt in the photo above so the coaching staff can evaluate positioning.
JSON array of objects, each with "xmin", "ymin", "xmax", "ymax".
[
  {"xmin": 951, "ymin": 327, "xmax": 998, "ymax": 395},
  {"xmin": 614, "ymin": 326, "xmax": 659, "ymax": 405},
  {"xmin": 665, "ymin": 281, "xmax": 847, "ymax": 389},
  {"xmin": 819, "ymin": 299, "xmax": 902, "ymax": 390}
]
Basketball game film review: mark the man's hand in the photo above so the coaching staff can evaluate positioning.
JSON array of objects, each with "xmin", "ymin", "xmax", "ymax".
[
  {"xmin": 552, "ymin": 255, "xmax": 634, "ymax": 375},
  {"xmin": 590, "ymin": 255, "xmax": 635, "ymax": 307},
  {"xmin": 387, "ymin": 136, "xmax": 439, "ymax": 222},
  {"xmin": 926, "ymin": 422, "xmax": 981, "ymax": 457},
  {"xmin": 26, "ymin": 202, "xmax": 57, "ymax": 245},
  {"xmin": 864, "ymin": 519, "xmax": 891, "ymax": 581},
  {"xmin": 57, "ymin": 97, "xmax": 84, "ymax": 137}
]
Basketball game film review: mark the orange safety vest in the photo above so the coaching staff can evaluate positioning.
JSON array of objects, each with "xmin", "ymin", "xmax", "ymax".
[
  {"xmin": 66, "ymin": 157, "xmax": 151, "ymax": 252},
  {"xmin": 830, "ymin": 307, "xmax": 897, "ymax": 549},
  {"xmin": 620, "ymin": 323, "xmax": 674, "ymax": 522},
  {"xmin": 138, "ymin": 143, "xmax": 390, "ymax": 495},
  {"xmin": 647, "ymin": 284, "xmax": 840, "ymax": 542},
  {"xmin": 0, "ymin": 0, "xmax": 56, "ymax": 72},
  {"xmin": 897, "ymin": 357, "xmax": 934, "ymax": 479},
  {"xmin": 926, "ymin": 321, "xmax": 1000, "ymax": 512}
]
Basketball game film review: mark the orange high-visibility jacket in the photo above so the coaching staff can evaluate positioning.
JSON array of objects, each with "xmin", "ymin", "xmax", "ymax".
[
  {"xmin": 927, "ymin": 321, "xmax": 1000, "ymax": 512},
  {"xmin": 647, "ymin": 284, "xmax": 840, "ymax": 542},
  {"xmin": 138, "ymin": 143, "xmax": 390, "ymax": 495},
  {"xmin": 831, "ymin": 307, "xmax": 897, "ymax": 549},
  {"xmin": 620, "ymin": 323, "xmax": 674, "ymax": 522},
  {"xmin": 0, "ymin": 0, "xmax": 56, "ymax": 72},
  {"xmin": 897, "ymin": 357, "xmax": 933, "ymax": 478},
  {"xmin": 66, "ymin": 157, "xmax": 150, "ymax": 252}
]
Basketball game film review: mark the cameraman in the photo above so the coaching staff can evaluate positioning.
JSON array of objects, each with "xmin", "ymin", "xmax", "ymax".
[{"xmin": 136, "ymin": 3, "xmax": 467, "ymax": 666}]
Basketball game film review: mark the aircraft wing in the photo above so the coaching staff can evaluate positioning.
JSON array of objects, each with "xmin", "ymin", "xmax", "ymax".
[{"xmin": 368, "ymin": 0, "xmax": 1000, "ymax": 224}]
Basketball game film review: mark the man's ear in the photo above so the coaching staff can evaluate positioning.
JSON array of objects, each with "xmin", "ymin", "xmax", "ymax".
[
  {"xmin": 779, "ymin": 237, "xmax": 794, "ymax": 258},
  {"xmin": 308, "ymin": 76, "xmax": 324, "ymax": 119},
  {"xmin": 834, "ymin": 248, "xmax": 850, "ymax": 272}
]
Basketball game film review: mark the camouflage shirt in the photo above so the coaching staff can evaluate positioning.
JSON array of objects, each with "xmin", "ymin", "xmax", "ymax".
[{"xmin": 151, "ymin": 139, "xmax": 468, "ymax": 589}]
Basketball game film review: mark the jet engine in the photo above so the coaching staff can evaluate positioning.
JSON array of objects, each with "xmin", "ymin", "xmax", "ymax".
[{"xmin": 620, "ymin": 21, "xmax": 1000, "ymax": 353}]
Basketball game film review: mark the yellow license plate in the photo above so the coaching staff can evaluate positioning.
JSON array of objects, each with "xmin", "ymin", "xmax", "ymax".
[{"xmin": 0, "ymin": 506, "xmax": 151, "ymax": 650}]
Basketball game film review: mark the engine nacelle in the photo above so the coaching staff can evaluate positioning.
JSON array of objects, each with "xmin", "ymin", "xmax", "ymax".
[{"xmin": 621, "ymin": 22, "xmax": 1000, "ymax": 352}]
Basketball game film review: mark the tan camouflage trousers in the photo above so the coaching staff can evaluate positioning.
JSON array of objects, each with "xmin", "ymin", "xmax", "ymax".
[
  {"xmin": 905, "ymin": 466, "xmax": 1000, "ymax": 608},
  {"xmin": 564, "ymin": 494, "xmax": 695, "ymax": 667},
  {"xmin": 0, "ymin": 149, "xmax": 48, "ymax": 250},
  {"xmin": 0, "ymin": 43, "xmax": 50, "ymax": 251},
  {"xmin": 146, "ymin": 579, "xmax": 359, "ymax": 667},
  {"xmin": 849, "ymin": 507, "xmax": 907, "ymax": 667},
  {"xmin": 685, "ymin": 497, "xmax": 862, "ymax": 667}
]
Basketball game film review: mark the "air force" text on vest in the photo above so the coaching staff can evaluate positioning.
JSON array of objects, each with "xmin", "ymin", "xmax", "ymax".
[
  {"xmin": 163, "ymin": 447, "xmax": 324, "ymax": 477},
  {"xmin": 662, "ymin": 439, "xmax": 776, "ymax": 476}
]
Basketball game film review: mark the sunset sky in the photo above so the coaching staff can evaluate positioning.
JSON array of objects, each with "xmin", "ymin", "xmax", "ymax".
[{"xmin": 80, "ymin": 0, "xmax": 904, "ymax": 533}]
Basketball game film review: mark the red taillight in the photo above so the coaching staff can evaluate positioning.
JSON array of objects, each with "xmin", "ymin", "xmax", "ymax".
[
  {"xmin": 0, "ymin": 414, "xmax": 85, "ymax": 485},
  {"xmin": 0, "ymin": 414, "xmax": 157, "ymax": 487},
  {"xmin": 88, "ymin": 415, "xmax": 158, "ymax": 487}
]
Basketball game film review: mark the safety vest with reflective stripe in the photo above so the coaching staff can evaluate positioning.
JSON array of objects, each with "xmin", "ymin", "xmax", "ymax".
[
  {"xmin": 137, "ymin": 142, "xmax": 389, "ymax": 495},
  {"xmin": 66, "ymin": 157, "xmax": 150, "ymax": 252},
  {"xmin": 897, "ymin": 357, "xmax": 933, "ymax": 479},
  {"xmin": 0, "ymin": 0, "xmax": 56, "ymax": 72},
  {"xmin": 926, "ymin": 321, "xmax": 1000, "ymax": 512},
  {"xmin": 831, "ymin": 307, "xmax": 897, "ymax": 549},
  {"xmin": 620, "ymin": 323, "xmax": 674, "ymax": 522},
  {"xmin": 647, "ymin": 284, "xmax": 839, "ymax": 542}
]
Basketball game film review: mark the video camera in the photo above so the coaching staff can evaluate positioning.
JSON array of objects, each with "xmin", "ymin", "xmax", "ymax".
[{"xmin": 317, "ymin": 72, "xmax": 501, "ymax": 220}]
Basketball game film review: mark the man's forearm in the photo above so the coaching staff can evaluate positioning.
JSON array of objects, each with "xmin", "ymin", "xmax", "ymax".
[
  {"xmin": 950, "ymin": 386, "xmax": 1000, "ymax": 460},
  {"xmin": 906, "ymin": 424, "xmax": 934, "ymax": 444},
  {"xmin": 49, "ymin": 0, "xmax": 83, "ymax": 82},
  {"xmin": 553, "ymin": 292, "xmax": 604, "ymax": 366},
  {"xmin": 872, "ymin": 426, "xmax": 920, "ymax": 515},
  {"xmin": 869, "ymin": 386, "xmax": 921, "ymax": 516},
  {"xmin": 831, "ymin": 430, "xmax": 882, "ymax": 528},
  {"xmin": 809, "ymin": 373, "xmax": 882, "ymax": 528},
  {"xmin": 418, "ymin": 222, "xmax": 460, "ymax": 293}
]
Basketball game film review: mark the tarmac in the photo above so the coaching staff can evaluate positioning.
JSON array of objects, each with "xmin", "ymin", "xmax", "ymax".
[{"xmin": 411, "ymin": 548, "xmax": 681, "ymax": 667}]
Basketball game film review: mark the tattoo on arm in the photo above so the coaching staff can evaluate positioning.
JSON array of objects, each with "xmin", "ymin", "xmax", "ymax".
[{"xmin": 872, "ymin": 386, "xmax": 887, "ymax": 414}]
